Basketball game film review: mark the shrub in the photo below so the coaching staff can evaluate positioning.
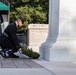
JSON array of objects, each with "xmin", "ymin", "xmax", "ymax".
[{"xmin": 21, "ymin": 46, "xmax": 40, "ymax": 59}]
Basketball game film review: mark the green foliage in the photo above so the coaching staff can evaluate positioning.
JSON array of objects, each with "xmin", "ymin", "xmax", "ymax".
[
  {"xmin": 22, "ymin": 45, "xmax": 40, "ymax": 59},
  {"xmin": 7, "ymin": 0, "xmax": 49, "ymax": 32},
  {"xmin": 17, "ymin": 26, "xmax": 27, "ymax": 33},
  {"xmin": 8, "ymin": 0, "xmax": 49, "ymax": 23}
]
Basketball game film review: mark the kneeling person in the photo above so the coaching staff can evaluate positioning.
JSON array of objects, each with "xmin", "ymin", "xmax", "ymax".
[{"xmin": 0, "ymin": 17, "xmax": 25, "ymax": 58}]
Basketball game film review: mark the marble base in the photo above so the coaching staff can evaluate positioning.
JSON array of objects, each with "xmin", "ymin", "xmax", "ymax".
[{"xmin": 40, "ymin": 37, "xmax": 76, "ymax": 61}]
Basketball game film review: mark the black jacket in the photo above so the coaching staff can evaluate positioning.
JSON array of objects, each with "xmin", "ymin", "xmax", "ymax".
[{"xmin": 0, "ymin": 22, "xmax": 20, "ymax": 50}]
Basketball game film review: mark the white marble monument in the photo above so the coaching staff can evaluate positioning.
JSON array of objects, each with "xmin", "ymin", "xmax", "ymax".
[
  {"xmin": 27, "ymin": 24, "xmax": 48, "ymax": 52},
  {"xmin": 40, "ymin": 0, "xmax": 76, "ymax": 61}
]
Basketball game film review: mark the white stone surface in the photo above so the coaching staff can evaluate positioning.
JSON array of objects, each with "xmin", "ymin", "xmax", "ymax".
[
  {"xmin": 0, "ymin": 68, "xmax": 53, "ymax": 75},
  {"xmin": 27, "ymin": 24, "xmax": 48, "ymax": 52},
  {"xmin": 40, "ymin": 0, "xmax": 76, "ymax": 61},
  {"xmin": 34, "ymin": 60, "xmax": 76, "ymax": 75},
  {"xmin": 40, "ymin": 0, "xmax": 59, "ymax": 60}
]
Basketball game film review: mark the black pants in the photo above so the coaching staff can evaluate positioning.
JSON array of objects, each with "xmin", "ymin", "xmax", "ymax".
[{"xmin": 0, "ymin": 45, "xmax": 18, "ymax": 53}]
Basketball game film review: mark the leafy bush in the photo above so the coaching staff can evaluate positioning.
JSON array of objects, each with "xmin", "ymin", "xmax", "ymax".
[
  {"xmin": 8, "ymin": 0, "xmax": 49, "ymax": 33},
  {"xmin": 22, "ymin": 46, "xmax": 40, "ymax": 59},
  {"xmin": 8, "ymin": 0, "xmax": 49, "ymax": 24}
]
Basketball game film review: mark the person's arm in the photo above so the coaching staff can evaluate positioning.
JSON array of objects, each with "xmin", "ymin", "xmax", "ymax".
[{"xmin": 9, "ymin": 25, "xmax": 20, "ymax": 49}]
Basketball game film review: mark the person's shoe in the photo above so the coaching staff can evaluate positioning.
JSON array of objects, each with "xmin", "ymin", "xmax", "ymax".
[
  {"xmin": 0, "ymin": 51, "xmax": 6, "ymax": 58},
  {"xmin": 9, "ymin": 54, "xmax": 19, "ymax": 58}
]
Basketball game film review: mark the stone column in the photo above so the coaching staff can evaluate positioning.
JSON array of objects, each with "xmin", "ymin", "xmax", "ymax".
[
  {"xmin": 40, "ymin": 0, "xmax": 76, "ymax": 61},
  {"xmin": 39, "ymin": 0, "xmax": 59, "ymax": 61}
]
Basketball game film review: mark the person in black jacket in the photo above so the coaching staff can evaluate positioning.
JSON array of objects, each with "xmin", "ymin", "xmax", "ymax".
[{"xmin": 0, "ymin": 17, "xmax": 25, "ymax": 58}]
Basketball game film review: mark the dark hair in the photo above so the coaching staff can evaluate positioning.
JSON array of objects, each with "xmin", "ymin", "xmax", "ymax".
[{"xmin": 18, "ymin": 16, "xmax": 25, "ymax": 24}]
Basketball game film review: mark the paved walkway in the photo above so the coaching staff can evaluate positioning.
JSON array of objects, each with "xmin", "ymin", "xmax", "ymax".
[
  {"xmin": 34, "ymin": 60, "xmax": 76, "ymax": 75},
  {"xmin": 0, "ymin": 58, "xmax": 42, "ymax": 68},
  {"xmin": 0, "ymin": 53, "xmax": 76, "ymax": 75}
]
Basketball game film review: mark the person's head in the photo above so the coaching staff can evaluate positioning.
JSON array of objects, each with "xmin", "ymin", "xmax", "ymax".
[{"xmin": 17, "ymin": 17, "xmax": 25, "ymax": 27}]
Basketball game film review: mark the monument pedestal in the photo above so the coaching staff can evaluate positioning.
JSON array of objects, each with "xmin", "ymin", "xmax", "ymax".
[
  {"xmin": 40, "ymin": 0, "xmax": 76, "ymax": 61},
  {"xmin": 40, "ymin": 37, "xmax": 76, "ymax": 61}
]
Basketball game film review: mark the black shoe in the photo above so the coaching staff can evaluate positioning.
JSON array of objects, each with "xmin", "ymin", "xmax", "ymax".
[
  {"xmin": 0, "ymin": 51, "xmax": 6, "ymax": 58},
  {"xmin": 9, "ymin": 54, "xmax": 19, "ymax": 58}
]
